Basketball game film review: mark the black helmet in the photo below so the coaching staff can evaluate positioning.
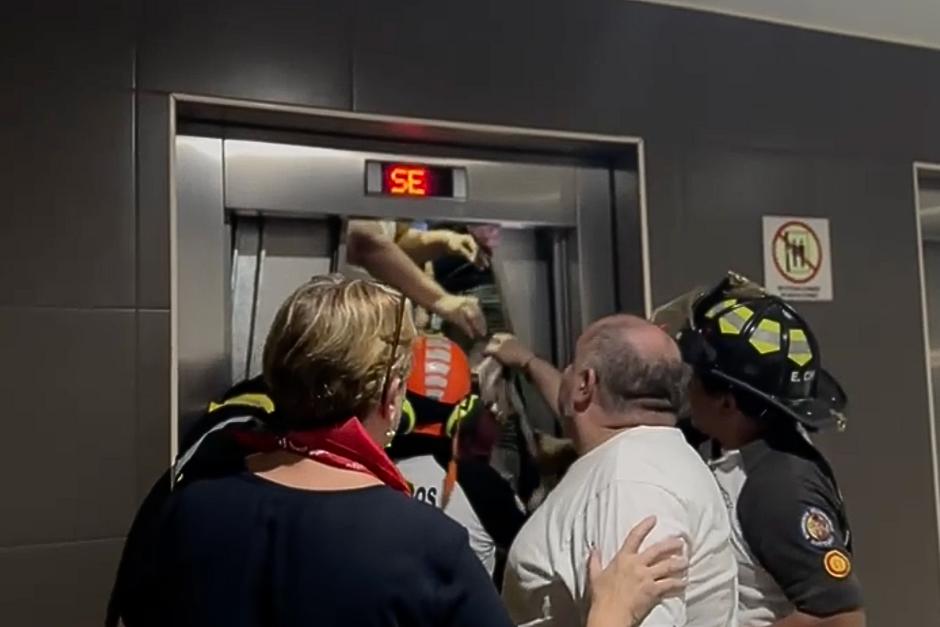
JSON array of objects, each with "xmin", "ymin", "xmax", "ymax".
[{"xmin": 652, "ymin": 272, "xmax": 847, "ymax": 432}]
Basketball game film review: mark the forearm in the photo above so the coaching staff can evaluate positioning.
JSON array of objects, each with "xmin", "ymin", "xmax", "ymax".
[
  {"xmin": 523, "ymin": 356, "xmax": 563, "ymax": 415},
  {"xmin": 395, "ymin": 229, "xmax": 450, "ymax": 265},
  {"xmin": 771, "ymin": 611, "xmax": 865, "ymax": 627},
  {"xmin": 347, "ymin": 230, "xmax": 448, "ymax": 310}
]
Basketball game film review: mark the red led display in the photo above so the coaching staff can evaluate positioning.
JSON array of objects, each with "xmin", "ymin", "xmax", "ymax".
[
  {"xmin": 372, "ymin": 162, "xmax": 456, "ymax": 198},
  {"xmin": 385, "ymin": 165, "xmax": 429, "ymax": 197}
]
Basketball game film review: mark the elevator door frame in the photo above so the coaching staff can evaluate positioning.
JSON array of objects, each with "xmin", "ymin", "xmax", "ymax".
[
  {"xmin": 913, "ymin": 161, "xmax": 940, "ymax": 570},
  {"xmin": 170, "ymin": 94, "xmax": 651, "ymax": 459}
]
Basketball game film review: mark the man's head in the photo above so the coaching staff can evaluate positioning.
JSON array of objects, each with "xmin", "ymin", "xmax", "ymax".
[
  {"xmin": 557, "ymin": 314, "xmax": 690, "ymax": 450},
  {"xmin": 263, "ymin": 274, "xmax": 416, "ymax": 446}
]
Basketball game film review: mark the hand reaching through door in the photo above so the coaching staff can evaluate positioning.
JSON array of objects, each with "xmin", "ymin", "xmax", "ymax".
[
  {"xmin": 483, "ymin": 333, "xmax": 536, "ymax": 370},
  {"xmin": 431, "ymin": 294, "xmax": 487, "ymax": 339}
]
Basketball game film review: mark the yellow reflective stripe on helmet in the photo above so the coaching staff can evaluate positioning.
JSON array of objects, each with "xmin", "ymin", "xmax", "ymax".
[
  {"xmin": 705, "ymin": 299, "xmax": 738, "ymax": 319},
  {"xmin": 788, "ymin": 328, "xmax": 813, "ymax": 366},
  {"xmin": 445, "ymin": 394, "xmax": 479, "ymax": 437},
  {"xmin": 718, "ymin": 305, "xmax": 754, "ymax": 335},
  {"xmin": 207, "ymin": 393, "xmax": 275, "ymax": 414},
  {"xmin": 749, "ymin": 318, "xmax": 782, "ymax": 355},
  {"xmin": 400, "ymin": 397, "xmax": 417, "ymax": 434}
]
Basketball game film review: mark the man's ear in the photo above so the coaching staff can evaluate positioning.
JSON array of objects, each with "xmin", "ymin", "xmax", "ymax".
[{"xmin": 572, "ymin": 368, "xmax": 595, "ymax": 412}]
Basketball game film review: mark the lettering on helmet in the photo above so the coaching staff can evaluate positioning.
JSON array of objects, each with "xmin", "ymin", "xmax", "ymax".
[{"xmin": 790, "ymin": 370, "xmax": 816, "ymax": 383}]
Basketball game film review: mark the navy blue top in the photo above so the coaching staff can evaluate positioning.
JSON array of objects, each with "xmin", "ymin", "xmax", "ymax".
[{"xmin": 122, "ymin": 473, "xmax": 513, "ymax": 627}]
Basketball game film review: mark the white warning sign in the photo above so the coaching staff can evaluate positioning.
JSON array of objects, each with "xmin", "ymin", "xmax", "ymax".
[{"xmin": 762, "ymin": 216, "xmax": 833, "ymax": 302}]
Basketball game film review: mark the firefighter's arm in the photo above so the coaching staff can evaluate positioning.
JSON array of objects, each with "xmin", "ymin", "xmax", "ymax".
[
  {"xmin": 738, "ymin": 464, "xmax": 864, "ymax": 626},
  {"xmin": 346, "ymin": 221, "xmax": 486, "ymax": 338}
]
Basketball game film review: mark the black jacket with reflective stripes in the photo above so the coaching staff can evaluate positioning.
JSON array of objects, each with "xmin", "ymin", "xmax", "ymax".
[{"xmin": 107, "ymin": 377, "xmax": 271, "ymax": 627}]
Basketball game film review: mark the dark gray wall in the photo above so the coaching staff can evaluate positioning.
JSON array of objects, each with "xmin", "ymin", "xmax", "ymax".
[{"xmin": 3, "ymin": 1, "xmax": 939, "ymax": 625}]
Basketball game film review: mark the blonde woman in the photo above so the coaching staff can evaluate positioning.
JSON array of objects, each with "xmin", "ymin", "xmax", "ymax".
[{"xmin": 118, "ymin": 275, "xmax": 684, "ymax": 627}]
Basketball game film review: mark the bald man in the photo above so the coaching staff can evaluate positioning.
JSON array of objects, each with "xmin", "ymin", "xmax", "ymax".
[{"xmin": 485, "ymin": 317, "xmax": 737, "ymax": 627}]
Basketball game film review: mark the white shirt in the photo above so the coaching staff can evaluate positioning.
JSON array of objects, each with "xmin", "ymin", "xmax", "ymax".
[
  {"xmin": 503, "ymin": 426, "xmax": 738, "ymax": 627},
  {"xmin": 396, "ymin": 454, "xmax": 497, "ymax": 575},
  {"xmin": 709, "ymin": 450, "xmax": 790, "ymax": 626}
]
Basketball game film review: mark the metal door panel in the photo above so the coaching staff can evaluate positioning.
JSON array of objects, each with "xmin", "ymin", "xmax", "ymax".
[
  {"xmin": 575, "ymin": 167, "xmax": 617, "ymax": 324},
  {"xmin": 490, "ymin": 228, "xmax": 555, "ymax": 364},
  {"xmin": 175, "ymin": 136, "xmax": 229, "ymax": 438},
  {"xmin": 248, "ymin": 219, "xmax": 336, "ymax": 378},
  {"xmin": 230, "ymin": 219, "xmax": 261, "ymax": 382}
]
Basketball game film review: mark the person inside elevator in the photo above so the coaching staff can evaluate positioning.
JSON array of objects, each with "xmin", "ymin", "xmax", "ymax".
[
  {"xmin": 654, "ymin": 273, "xmax": 864, "ymax": 627},
  {"xmin": 389, "ymin": 334, "xmax": 526, "ymax": 584},
  {"xmin": 344, "ymin": 218, "xmax": 488, "ymax": 339},
  {"xmin": 116, "ymin": 275, "xmax": 514, "ymax": 627},
  {"xmin": 486, "ymin": 317, "xmax": 738, "ymax": 627}
]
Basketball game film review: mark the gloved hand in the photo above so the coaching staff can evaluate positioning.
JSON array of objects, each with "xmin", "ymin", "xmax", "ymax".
[
  {"xmin": 432, "ymin": 231, "xmax": 485, "ymax": 268},
  {"xmin": 431, "ymin": 294, "xmax": 487, "ymax": 339},
  {"xmin": 483, "ymin": 333, "xmax": 536, "ymax": 370}
]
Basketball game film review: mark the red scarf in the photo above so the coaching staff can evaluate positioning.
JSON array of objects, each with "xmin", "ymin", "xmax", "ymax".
[{"xmin": 233, "ymin": 418, "xmax": 412, "ymax": 495}]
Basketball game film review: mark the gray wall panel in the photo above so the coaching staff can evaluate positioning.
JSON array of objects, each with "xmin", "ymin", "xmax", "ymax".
[
  {"xmin": 136, "ymin": 310, "xmax": 171, "ymax": 502},
  {"xmin": 0, "ymin": 539, "xmax": 123, "ymax": 627},
  {"xmin": 0, "ymin": 1, "xmax": 134, "ymax": 90},
  {"xmin": 0, "ymin": 85, "xmax": 135, "ymax": 308},
  {"xmin": 354, "ymin": 0, "xmax": 678, "ymax": 134},
  {"xmin": 804, "ymin": 159, "xmax": 939, "ymax": 625},
  {"xmin": 0, "ymin": 309, "xmax": 136, "ymax": 547},
  {"xmin": 139, "ymin": 0, "xmax": 353, "ymax": 109}
]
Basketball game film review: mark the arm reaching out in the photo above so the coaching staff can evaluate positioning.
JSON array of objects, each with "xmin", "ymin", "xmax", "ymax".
[
  {"xmin": 586, "ymin": 516, "xmax": 687, "ymax": 627},
  {"xmin": 346, "ymin": 221, "xmax": 486, "ymax": 338},
  {"xmin": 484, "ymin": 333, "xmax": 562, "ymax": 415}
]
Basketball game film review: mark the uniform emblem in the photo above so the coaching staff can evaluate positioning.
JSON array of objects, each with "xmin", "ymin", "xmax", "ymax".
[
  {"xmin": 824, "ymin": 550, "xmax": 852, "ymax": 579},
  {"xmin": 801, "ymin": 507, "xmax": 835, "ymax": 547}
]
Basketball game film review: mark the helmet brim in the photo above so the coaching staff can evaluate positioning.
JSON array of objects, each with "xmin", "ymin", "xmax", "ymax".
[{"xmin": 707, "ymin": 367, "xmax": 847, "ymax": 432}]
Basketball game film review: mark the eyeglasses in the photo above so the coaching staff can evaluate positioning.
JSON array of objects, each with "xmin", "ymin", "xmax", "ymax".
[{"xmin": 380, "ymin": 291, "xmax": 409, "ymax": 405}]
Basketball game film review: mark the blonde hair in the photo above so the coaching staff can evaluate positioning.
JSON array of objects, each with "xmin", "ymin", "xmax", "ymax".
[{"xmin": 262, "ymin": 274, "xmax": 416, "ymax": 429}]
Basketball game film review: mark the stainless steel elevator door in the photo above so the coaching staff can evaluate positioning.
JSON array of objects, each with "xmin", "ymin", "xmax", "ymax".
[{"xmin": 230, "ymin": 216, "xmax": 338, "ymax": 381}]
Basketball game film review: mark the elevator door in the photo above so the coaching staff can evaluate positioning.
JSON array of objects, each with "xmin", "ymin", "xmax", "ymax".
[{"xmin": 175, "ymin": 135, "xmax": 631, "ymax": 441}]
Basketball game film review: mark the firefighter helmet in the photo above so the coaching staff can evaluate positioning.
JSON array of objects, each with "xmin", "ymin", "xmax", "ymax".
[{"xmin": 654, "ymin": 272, "xmax": 847, "ymax": 431}]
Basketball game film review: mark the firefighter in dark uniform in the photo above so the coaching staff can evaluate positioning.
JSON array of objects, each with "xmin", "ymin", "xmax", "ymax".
[{"xmin": 655, "ymin": 273, "xmax": 864, "ymax": 627}]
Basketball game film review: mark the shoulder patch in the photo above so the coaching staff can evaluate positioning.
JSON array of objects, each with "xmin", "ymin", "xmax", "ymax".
[
  {"xmin": 801, "ymin": 507, "xmax": 836, "ymax": 548},
  {"xmin": 823, "ymin": 549, "xmax": 852, "ymax": 579}
]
